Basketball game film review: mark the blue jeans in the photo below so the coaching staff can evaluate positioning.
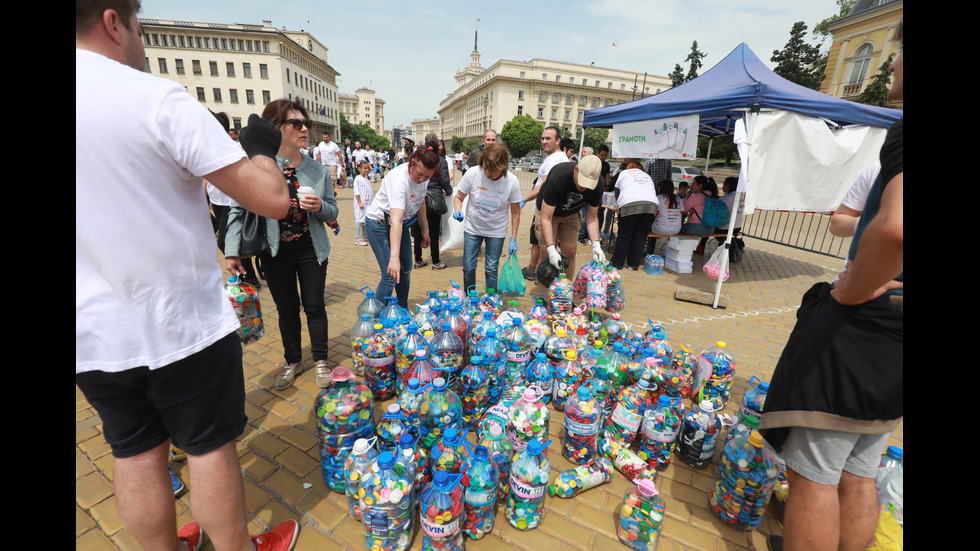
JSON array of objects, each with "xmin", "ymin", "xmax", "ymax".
[
  {"xmin": 366, "ymin": 217, "xmax": 413, "ymax": 308},
  {"xmin": 680, "ymin": 222, "xmax": 715, "ymax": 236},
  {"xmin": 463, "ymin": 231, "xmax": 505, "ymax": 292}
]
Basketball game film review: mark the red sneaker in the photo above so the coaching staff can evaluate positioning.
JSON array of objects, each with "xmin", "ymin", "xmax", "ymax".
[
  {"xmin": 252, "ymin": 519, "xmax": 300, "ymax": 551},
  {"xmin": 176, "ymin": 522, "xmax": 207, "ymax": 551}
]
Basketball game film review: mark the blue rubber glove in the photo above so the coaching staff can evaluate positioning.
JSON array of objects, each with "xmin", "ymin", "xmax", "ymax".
[
  {"xmin": 519, "ymin": 199, "xmax": 526, "ymax": 210},
  {"xmin": 509, "ymin": 238, "xmax": 518, "ymax": 255},
  {"xmin": 452, "ymin": 210, "xmax": 464, "ymax": 222}
]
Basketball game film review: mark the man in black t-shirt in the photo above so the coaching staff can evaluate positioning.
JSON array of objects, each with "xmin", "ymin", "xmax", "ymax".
[{"xmin": 533, "ymin": 155, "xmax": 606, "ymax": 279}]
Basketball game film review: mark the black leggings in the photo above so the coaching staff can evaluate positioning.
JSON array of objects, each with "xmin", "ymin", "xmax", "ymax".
[{"xmin": 411, "ymin": 211, "xmax": 443, "ymax": 264}]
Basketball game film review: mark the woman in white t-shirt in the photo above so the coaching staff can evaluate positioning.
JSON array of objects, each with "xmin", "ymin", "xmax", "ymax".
[
  {"xmin": 646, "ymin": 179, "xmax": 685, "ymax": 254},
  {"xmin": 451, "ymin": 143, "xmax": 522, "ymax": 292},
  {"xmin": 610, "ymin": 159, "xmax": 659, "ymax": 270},
  {"xmin": 364, "ymin": 139, "xmax": 441, "ymax": 308},
  {"xmin": 353, "ymin": 161, "xmax": 373, "ymax": 245}
]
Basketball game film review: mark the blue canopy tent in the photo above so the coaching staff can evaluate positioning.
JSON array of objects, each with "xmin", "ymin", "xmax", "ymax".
[{"xmin": 583, "ymin": 43, "xmax": 902, "ymax": 307}]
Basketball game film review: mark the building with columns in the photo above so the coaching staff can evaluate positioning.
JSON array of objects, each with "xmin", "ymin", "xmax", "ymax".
[
  {"xmin": 339, "ymin": 88, "xmax": 386, "ymax": 134},
  {"xmin": 138, "ymin": 18, "xmax": 342, "ymax": 137},
  {"xmin": 438, "ymin": 32, "xmax": 672, "ymax": 142}
]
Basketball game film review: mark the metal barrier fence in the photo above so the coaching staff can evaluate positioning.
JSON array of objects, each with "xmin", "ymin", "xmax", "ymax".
[{"xmin": 742, "ymin": 210, "xmax": 851, "ymax": 259}]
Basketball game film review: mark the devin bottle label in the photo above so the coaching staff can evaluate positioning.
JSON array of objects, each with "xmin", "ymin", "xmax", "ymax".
[
  {"xmin": 510, "ymin": 476, "xmax": 545, "ymax": 499},
  {"xmin": 421, "ymin": 516, "xmax": 460, "ymax": 538},
  {"xmin": 364, "ymin": 355, "xmax": 394, "ymax": 367}
]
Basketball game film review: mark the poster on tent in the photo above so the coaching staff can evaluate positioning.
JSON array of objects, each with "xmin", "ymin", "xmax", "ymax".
[{"xmin": 611, "ymin": 114, "xmax": 699, "ymax": 159}]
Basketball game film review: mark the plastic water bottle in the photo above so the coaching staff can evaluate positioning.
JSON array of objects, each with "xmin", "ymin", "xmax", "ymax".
[
  {"xmin": 664, "ymin": 344, "xmax": 698, "ymax": 400},
  {"xmin": 447, "ymin": 279, "xmax": 465, "ymax": 303},
  {"xmin": 402, "ymin": 348, "xmax": 438, "ymax": 395},
  {"xmin": 376, "ymin": 403, "xmax": 410, "ymax": 453},
  {"xmin": 479, "ymin": 286, "xmax": 503, "ymax": 318},
  {"xmin": 419, "ymin": 470, "xmax": 465, "ymax": 550},
  {"xmin": 637, "ymin": 394, "xmax": 684, "ymax": 471},
  {"xmin": 599, "ymin": 439, "xmax": 656, "ymax": 481},
  {"xmin": 359, "ymin": 451, "xmax": 414, "ymax": 551},
  {"xmin": 605, "ymin": 264, "xmax": 626, "ymax": 312},
  {"xmin": 429, "ymin": 427, "xmax": 471, "ymax": 476},
  {"xmin": 500, "ymin": 317, "xmax": 533, "ymax": 386},
  {"xmin": 552, "ymin": 349, "xmax": 584, "ymax": 412},
  {"xmin": 343, "ymin": 438, "xmax": 377, "ymax": 522},
  {"xmin": 507, "ymin": 386, "xmax": 550, "ymax": 453},
  {"xmin": 224, "ymin": 276, "xmax": 264, "ymax": 344},
  {"xmin": 397, "ymin": 377, "xmax": 427, "ymax": 436},
  {"xmin": 562, "ymin": 385, "xmax": 602, "ymax": 464},
  {"xmin": 619, "ymin": 478, "xmax": 666, "ymax": 550},
  {"xmin": 710, "ymin": 430, "xmax": 779, "ymax": 530},
  {"xmin": 542, "ymin": 325, "xmax": 574, "ymax": 367},
  {"xmin": 431, "ymin": 322, "xmax": 464, "ymax": 390},
  {"xmin": 363, "ymin": 324, "xmax": 396, "ymax": 401},
  {"xmin": 696, "ymin": 341, "xmax": 737, "ymax": 409},
  {"xmin": 314, "ymin": 366, "xmax": 375, "ymax": 492},
  {"xmin": 379, "ymin": 296, "xmax": 408, "ymax": 327},
  {"xmin": 604, "ymin": 376, "xmax": 658, "ymax": 446},
  {"xmin": 677, "ymin": 400, "xmax": 722, "ymax": 468},
  {"xmin": 462, "ymin": 445, "xmax": 499, "ymax": 540},
  {"xmin": 395, "ymin": 432, "xmax": 427, "ymax": 507},
  {"xmin": 350, "ymin": 314, "xmax": 376, "ymax": 377},
  {"xmin": 739, "ymin": 376, "xmax": 769, "ymax": 426},
  {"xmin": 527, "ymin": 295, "xmax": 549, "ymax": 321},
  {"xmin": 506, "ymin": 439, "xmax": 552, "ymax": 531},
  {"xmin": 459, "ymin": 355, "xmax": 489, "ymax": 429},
  {"xmin": 524, "ymin": 352, "xmax": 555, "ymax": 404},
  {"xmin": 356, "ymin": 285, "xmax": 384, "ymax": 322},
  {"xmin": 548, "ymin": 271, "xmax": 574, "ymax": 316},
  {"xmin": 478, "ymin": 422, "xmax": 514, "ymax": 503},
  {"xmin": 876, "ymin": 446, "xmax": 903, "ymax": 526},
  {"xmin": 418, "ymin": 377, "xmax": 462, "ymax": 449},
  {"xmin": 476, "ymin": 325, "xmax": 507, "ymax": 405},
  {"xmin": 548, "ymin": 457, "xmax": 613, "ymax": 498},
  {"xmin": 394, "ymin": 323, "xmax": 428, "ymax": 388},
  {"xmin": 467, "ymin": 311, "xmax": 496, "ymax": 362}
]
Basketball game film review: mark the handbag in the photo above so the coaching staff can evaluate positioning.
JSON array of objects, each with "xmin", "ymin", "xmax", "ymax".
[
  {"xmin": 426, "ymin": 191, "xmax": 448, "ymax": 216},
  {"xmin": 498, "ymin": 254, "xmax": 527, "ymax": 297},
  {"xmin": 729, "ymin": 237, "xmax": 745, "ymax": 263},
  {"xmin": 238, "ymin": 211, "xmax": 269, "ymax": 258}
]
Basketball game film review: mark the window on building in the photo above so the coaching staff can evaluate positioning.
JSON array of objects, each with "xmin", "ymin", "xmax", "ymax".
[
  {"xmin": 551, "ymin": 108, "xmax": 558, "ymax": 119},
  {"xmin": 604, "ymin": 99, "xmax": 611, "ymax": 107},
  {"xmin": 569, "ymin": 77, "xmax": 574, "ymax": 85},
  {"xmin": 175, "ymin": 59, "xmax": 184, "ymax": 75},
  {"xmin": 517, "ymin": 105, "xmax": 524, "ymax": 115},
  {"xmin": 848, "ymin": 43, "xmax": 874, "ymax": 84},
  {"xmin": 203, "ymin": 37, "xmax": 210, "ymax": 48},
  {"xmin": 192, "ymin": 60, "xmax": 202, "ymax": 75},
  {"xmin": 591, "ymin": 98, "xmax": 598, "ymax": 107},
  {"xmin": 645, "ymin": 87, "xmax": 650, "ymax": 93},
  {"xmin": 518, "ymin": 90, "xmax": 524, "ymax": 99},
  {"xmin": 263, "ymin": 41, "xmax": 270, "ymax": 52},
  {"xmin": 577, "ymin": 111, "xmax": 583, "ymax": 121},
  {"xmin": 621, "ymin": 84, "xmax": 626, "ymax": 90},
  {"xmin": 552, "ymin": 93, "xmax": 560, "ymax": 103},
  {"xmin": 210, "ymin": 61, "xmax": 218, "ymax": 76},
  {"xmin": 238, "ymin": 39, "xmax": 244, "ymax": 50},
  {"xmin": 520, "ymin": 71, "xmax": 526, "ymax": 79},
  {"xmin": 608, "ymin": 82, "xmax": 613, "ymax": 89},
  {"xmin": 564, "ymin": 110, "xmax": 571, "ymax": 121},
  {"xmin": 555, "ymin": 75, "xmax": 561, "ymax": 82},
  {"xmin": 157, "ymin": 58, "xmax": 168, "ymax": 73},
  {"xmin": 539, "ymin": 92, "xmax": 546, "ymax": 102},
  {"xmin": 243, "ymin": 63, "xmax": 251, "ymax": 78},
  {"xmin": 566, "ymin": 95, "xmax": 573, "ymax": 105},
  {"xmin": 144, "ymin": 57, "xmax": 150, "ymax": 72},
  {"xmin": 582, "ymin": 79, "xmax": 588, "ymax": 86},
  {"xmin": 196, "ymin": 37, "xmax": 202, "ymax": 48},
  {"xmin": 179, "ymin": 36, "xmax": 186, "ymax": 48},
  {"xmin": 229, "ymin": 89, "xmax": 239, "ymax": 103},
  {"xmin": 221, "ymin": 38, "xmax": 228, "ymax": 50},
  {"xmin": 232, "ymin": 117, "xmax": 241, "ymax": 129},
  {"xmin": 247, "ymin": 40, "xmax": 253, "ymax": 52},
  {"xmin": 579, "ymin": 97, "xmax": 585, "ymax": 106},
  {"xmin": 226, "ymin": 62, "xmax": 235, "ymax": 77},
  {"xmin": 595, "ymin": 80, "xmax": 601, "ymax": 88},
  {"xmin": 538, "ymin": 107, "xmax": 544, "ymax": 118},
  {"xmin": 213, "ymin": 88, "xmax": 222, "ymax": 102},
  {"xmin": 196, "ymin": 87, "xmax": 206, "ymax": 101},
  {"xmin": 262, "ymin": 90, "xmax": 271, "ymax": 104},
  {"xmin": 260, "ymin": 64, "xmax": 268, "ymax": 78},
  {"xmin": 542, "ymin": 73, "xmax": 547, "ymax": 80},
  {"xmin": 160, "ymin": 35, "xmax": 167, "ymax": 46},
  {"xmin": 286, "ymin": 69, "xmax": 290, "ymax": 83},
  {"xmin": 246, "ymin": 90, "xmax": 255, "ymax": 104}
]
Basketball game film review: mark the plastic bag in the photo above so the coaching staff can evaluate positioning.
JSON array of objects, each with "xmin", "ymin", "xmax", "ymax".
[
  {"xmin": 702, "ymin": 245, "xmax": 729, "ymax": 281},
  {"xmin": 498, "ymin": 254, "xmax": 526, "ymax": 297}
]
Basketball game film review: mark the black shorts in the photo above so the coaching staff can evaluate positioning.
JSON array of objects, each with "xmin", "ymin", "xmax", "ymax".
[
  {"xmin": 76, "ymin": 332, "xmax": 247, "ymax": 458},
  {"xmin": 529, "ymin": 216, "xmax": 539, "ymax": 246}
]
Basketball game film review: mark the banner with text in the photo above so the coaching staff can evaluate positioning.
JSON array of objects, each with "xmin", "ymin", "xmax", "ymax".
[{"xmin": 611, "ymin": 115, "xmax": 699, "ymax": 159}]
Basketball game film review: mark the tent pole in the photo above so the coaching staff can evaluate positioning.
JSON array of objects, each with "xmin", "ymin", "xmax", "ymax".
[
  {"xmin": 704, "ymin": 136, "xmax": 714, "ymax": 175},
  {"xmin": 712, "ymin": 110, "xmax": 756, "ymax": 308}
]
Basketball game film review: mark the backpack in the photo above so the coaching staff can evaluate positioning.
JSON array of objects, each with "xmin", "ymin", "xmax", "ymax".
[{"xmin": 700, "ymin": 195, "xmax": 731, "ymax": 228}]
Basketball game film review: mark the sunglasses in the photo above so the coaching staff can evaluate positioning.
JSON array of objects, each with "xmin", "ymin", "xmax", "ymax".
[{"xmin": 284, "ymin": 118, "xmax": 312, "ymax": 131}]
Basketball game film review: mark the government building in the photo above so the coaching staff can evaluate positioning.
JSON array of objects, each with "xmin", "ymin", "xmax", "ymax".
[
  {"xmin": 339, "ymin": 88, "xmax": 386, "ymax": 134},
  {"xmin": 138, "ymin": 18, "xmax": 342, "ymax": 137},
  {"xmin": 438, "ymin": 34, "xmax": 672, "ymax": 141}
]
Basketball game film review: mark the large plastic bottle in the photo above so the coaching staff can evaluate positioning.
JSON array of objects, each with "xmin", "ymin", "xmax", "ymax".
[
  {"xmin": 394, "ymin": 322, "xmax": 428, "ymax": 386},
  {"xmin": 548, "ymin": 270, "xmax": 574, "ymax": 316},
  {"xmin": 710, "ymin": 430, "xmax": 779, "ymax": 530},
  {"xmin": 506, "ymin": 439, "xmax": 552, "ymax": 531},
  {"xmin": 462, "ymin": 445, "xmax": 499, "ymax": 540},
  {"xmin": 419, "ymin": 470, "xmax": 465, "ymax": 551},
  {"xmin": 677, "ymin": 400, "xmax": 723, "ymax": 468},
  {"xmin": 604, "ymin": 264, "xmax": 626, "ymax": 312},
  {"xmin": 314, "ymin": 366, "xmax": 375, "ymax": 492},
  {"xmin": 528, "ymin": 295, "xmax": 549, "ymax": 321},
  {"xmin": 429, "ymin": 427, "xmax": 470, "ymax": 476},
  {"xmin": 402, "ymin": 348, "xmax": 439, "ymax": 395},
  {"xmin": 638, "ymin": 394, "xmax": 685, "ymax": 471},
  {"xmin": 358, "ymin": 451, "xmax": 415, "ymax": 551},
  {"xmin": 397, "ymin": 377, "xmax": 427, "ymax": 436},
  {"xmin": 343, "ymin": 438, "xmax": 377, "ymax": 522},
  {"xmin": 356, "ymin": 285, "xmax": 385, "ymax": 322},
  {"xmin": 618, "ymin": 478, "xmax": 666, "ymax": 551},
  {"xmin": 418, "ymin": 377, "xmax": 463, "ymax": 449},
  {"xmin": 603, "ymin": 376, "xmax": 658, "ymax": 446},
  {"xmin": 500, "ymin": 317, "xmax": 533, "ymax": 386},
  {"xmin": 524, "ymin": 352, "xmax": 555, "ymax": 404},
  {"xmin": 395, "ymin": 432, "xmax": 427, "ymax": 508},
  {"xmin": 459, "ymin": 355, "xmax": 489, "ymax": 429},
  {"xmin": 738, "ymin": 375, "xmax": 769, "ymax": 426},
  {"xmin": 431, "ymin": 321, "xmax": 465, "ymax": 390},
  {"xmin": 552, "ymin": 349, "xmax": 584, "ymax": 412},
  {"xmin": 225, "ymin": 276, "xmax": 264, "ymax": 344},
  {"xmin": 478, "ymin": 422, "xmax": 514, "ymax": 503},
  {"xmin": 599, "ymin": 438, "xmax": 657, "ymax": 481},
  {"xmin": 562, "ymin": 385, "xmax": 602, "ymax": 464},
  {"xmin": 479, "ymin": 286, "xmax": 503, "ymax": 318},
  {"xmin": 542, "ymin": 325, "xmax": 575, "ymax": 366},
  {"xmin": 547, "ymin": 457, "xmax": 613, "ymax": 498},
  {"xmin": 467, "ymin": 311, "xmax": 496, "ymax": 360},
  {"xmin": 363, "ymin": 323, "xmax": 397, "ymax": 401},
  {"xmin": 476, "ymin": 325, "xmax": 508, "ymax": 405},
  {"xmin": 376, "ymin": 403, "xmax": 410, "ymax": 453},
  {"xmin": 350, "ymin": 314, "xmax": 376, "ymax": 377},
  {"xmin": 379, "ymin": 296, "xmax": 409, "ymax": 328},
  {"xmin": 696, "ymin": 341, "xmax": 737, "ymax": 409},
  {"xmin": 447, "ymin": 279, "xmax": 465, "ymax": 303},
  {"xmin": 507, "ymin": 386, "xmax": 551, "ymax": 453},
  {"xmin": 876, "ymin": 446, "xmax": 903, "ymax": 526}
]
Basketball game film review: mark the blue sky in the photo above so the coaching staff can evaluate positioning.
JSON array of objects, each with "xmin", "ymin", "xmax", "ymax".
[{"xmin": 140, "ymin": 0, "xmax": 842, "ymax": 129}]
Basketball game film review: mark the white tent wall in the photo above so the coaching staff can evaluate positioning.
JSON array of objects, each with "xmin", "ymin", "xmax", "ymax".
[{"xmin": 742, "ymin": 110, "xmax": 888, "ymax": 214}]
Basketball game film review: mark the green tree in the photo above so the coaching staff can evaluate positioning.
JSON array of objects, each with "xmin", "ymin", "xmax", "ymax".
[
  {"xmin": 698, "ymin": 136, "xmax": 739, "ymax": 166},
  {"xmin": 813, "ymin": 0, "xmax": 856, "ymax": 38},
  {"xmin": 451, "ymin": 135, "xmax": 464, "ymax": 154},
  {"xmin": 580, "ymin": 127, "xmax": 609, "ymax": 152},
  {"xmin": 684, "ymin": 41, "xmax": 707, "ymax": 82},
  {"xmin": 500, "ymin": 115, "xmax": 543, "ymax": 158},
  {"xmin": 462, "ymin": 136, "xmax": 482, "ymax": 155},
  {"xmin": 771, "ymin": 21, "xmax": 824, "ymax": 90},
  {"xmin": 854, "ymin": 53, "xmax": 895, "ymax": 107},
  {"xmin": 668, "ymin": 63, "xmax": 685, "ymax": 87},
  {"xmin": 340, "ymin": 114, "xmax": 389, "ymax": 150}
]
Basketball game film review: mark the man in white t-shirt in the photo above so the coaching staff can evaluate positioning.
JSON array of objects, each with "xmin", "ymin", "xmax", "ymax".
[
  {"xmin": 315, "ymin": 131, "xmax": 344, "ymax": 185},
  {"xmin": 830, "ymin": 161, "xmax": 881, "ymax": 238},
  {"xmin": 76, "ymin": 2, "xmax": 298, "ymax": 549},
  {"xmin": 521, "ymin": 125, "xmax": 571, "ymax": 280},
  {"xmin": 353, "ymin": 141, "xmax": 369, "ymax": 165}
]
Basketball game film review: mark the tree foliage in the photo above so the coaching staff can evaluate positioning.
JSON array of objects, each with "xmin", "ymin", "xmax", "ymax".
[
  {"xmin": 698, "ymin": 136, "xmax": 739, "ymax": 166},
  {"xmin": 771, "ymin": 21, "xmax": 825, "ymax": 90},
  {"xmin": 340, "ymin": 114, "xmax": 390, "ymax": 151},
  {"xmin": 581, "ymin": 127, "xmax": 609, "ymax": 152},
  {"xmin": 500, "ymin": 115, "xmax": 543, "ymax": 159},
  {"xmin": 451, "ymin": 135, "xmax": 464, "ymax": 154},
  {"xmin": 813, "ymin": 0, "xmax": 856, "ymax": 38},
  {"xmin": 685, "ymin": 41, "xmax": 707, "ymax": 82},
  {"xmin": 668, "ymin": 64, "xmax": 685, "ymax": 87},
  {"xmin": 854, "ymin": 54, "xmax": 895, "ymax": 107}
]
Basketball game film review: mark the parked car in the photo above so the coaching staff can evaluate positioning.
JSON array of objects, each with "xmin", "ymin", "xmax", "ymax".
[
  {"xmin": 520, "ymin": 157, "xmax": 544, "ymax": 172},
  {"xmin": 671, "ymin": 165, "xmax": 704, "ymax": 186}
]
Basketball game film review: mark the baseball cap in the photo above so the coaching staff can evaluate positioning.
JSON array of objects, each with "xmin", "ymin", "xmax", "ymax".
[{"xmin": 576, "ymin": 155, "xmax": 602, "ymax": 190}]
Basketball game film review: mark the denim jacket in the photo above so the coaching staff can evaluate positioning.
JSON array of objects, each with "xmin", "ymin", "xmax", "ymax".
[{"xmin": 225, "ymin": 154, "xmax": 339, "ymax": 263}]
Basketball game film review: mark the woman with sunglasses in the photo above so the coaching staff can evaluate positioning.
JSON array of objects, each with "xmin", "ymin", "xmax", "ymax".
[
  {"xmin": 364, "ymin": 138, "xmax": 441, "ymax": 309},
  {"xmin": 224, "ymin": 99, "xmax": 339, "ymax": 391}
]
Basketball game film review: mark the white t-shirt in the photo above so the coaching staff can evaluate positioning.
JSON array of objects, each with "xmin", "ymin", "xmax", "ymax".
[
  {"xmin": 354, "ymin": 175, "xmax": 373, "ymax": 223},
  {"xmin": 720, "ymin": 193, "xmax": 745, "ymax": 228},
  {"xmin": 614, "ymin": 169, "xmax": 659, "ymax": 208},
  {"xmin": 206, "ymin": 180, "xmax": 232, "ymax": 206},
  {"xmin": 353, "ymin": 148, "xmax": 369, "ymax": 164},
  {"xmin": 534, "ymin": 149, "xmax": 571, "ymax": 188},
  {"xmin": 651, "ymin": 194, "xmax": 685, "ymax": 235},
  {"xmin": 76, "ymin": 49, "xmax": 243, "ymax": 373},
  {"xmin": 458, "ymin": 168, "xmax": 522, "ymax": 238},
  {"xmin": 316, "ymin": 140, "xmax": 341, "ymax": 166},
  {"xmin": 366, "ymin": 150, "xmax": 376, "ymax": 165},
  {"xmin": 365, "ymin": 162, "xmax": 427, "ymax": 221},
  {"xmin": 840, "ymin": 161, "xmax": 881, "ymax": 212}
]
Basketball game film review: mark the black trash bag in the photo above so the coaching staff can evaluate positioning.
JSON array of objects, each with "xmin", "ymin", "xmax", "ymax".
[{"xmin": 535, "ymin": 252, "xmax": 570, "ymax": 288}]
